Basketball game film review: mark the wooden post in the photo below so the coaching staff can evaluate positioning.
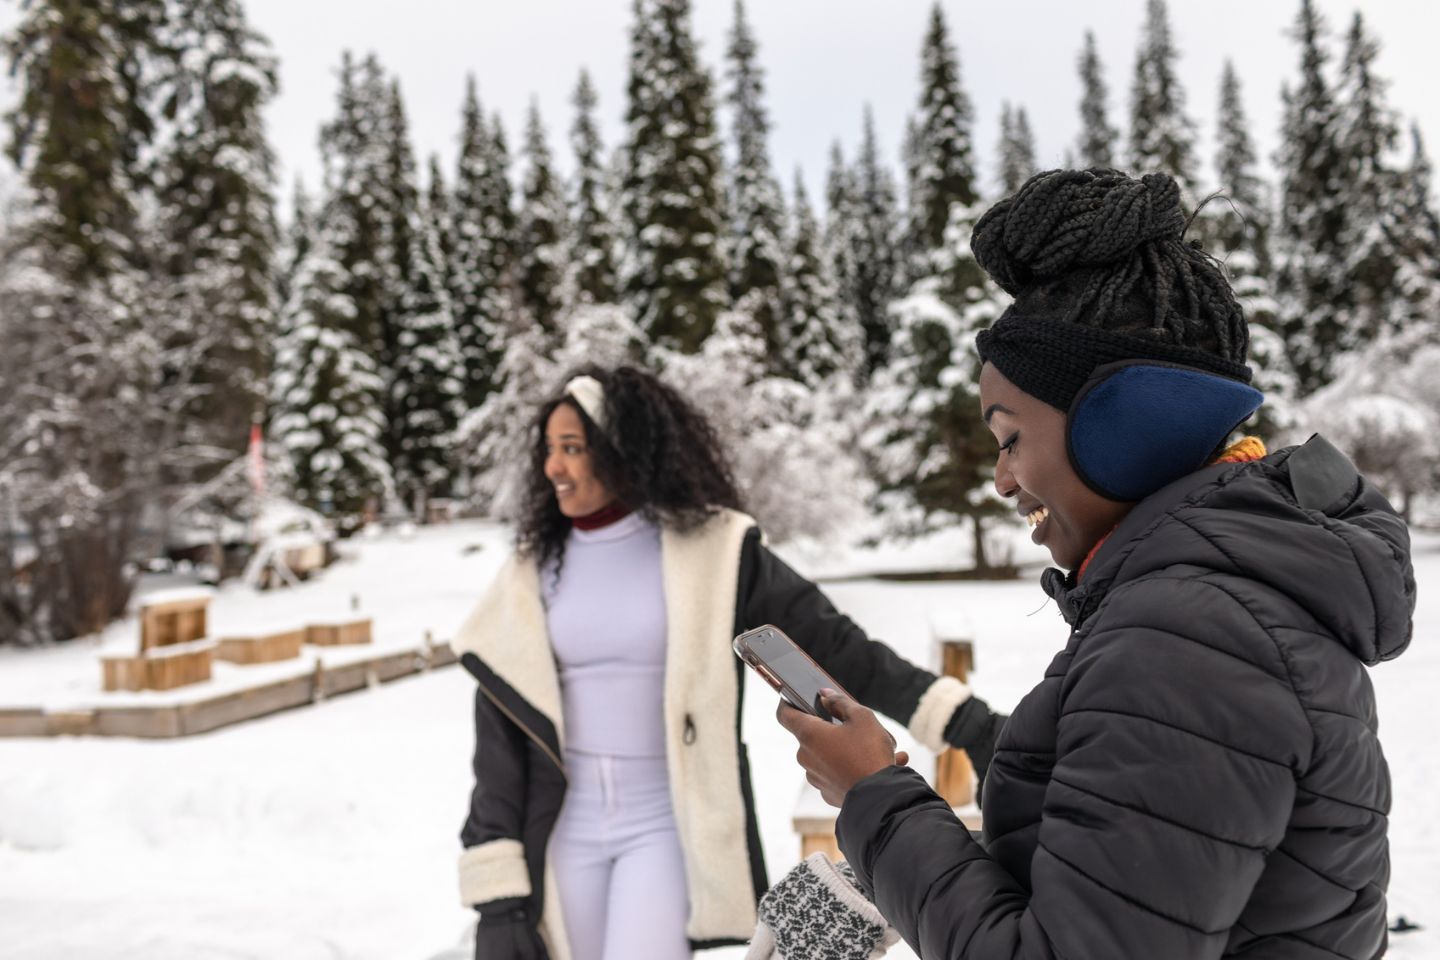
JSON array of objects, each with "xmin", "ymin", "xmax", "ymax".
[{"xmin": 934, "ymin": 632, "xmax": 977, "ymax": 808}]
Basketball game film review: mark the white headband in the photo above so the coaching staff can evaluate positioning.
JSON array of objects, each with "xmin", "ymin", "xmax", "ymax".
[{"xmin": 563, "ymin": 375, "xmax": 608, "ymax": 434}]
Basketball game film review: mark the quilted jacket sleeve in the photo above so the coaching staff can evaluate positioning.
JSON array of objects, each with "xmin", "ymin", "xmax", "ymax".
[{"xmin": 836, "ymin": 575, "xmax": 1313, "ymax": 959}]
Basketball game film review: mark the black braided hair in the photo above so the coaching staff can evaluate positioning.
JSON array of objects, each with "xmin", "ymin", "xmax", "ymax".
[
  {"xmin": 971, "ymin": 168, "xmax": 1248, "ymax": 364},
  {"xmin": 515, "ymin": 364, "xmax": 744, "ymax": 574}
]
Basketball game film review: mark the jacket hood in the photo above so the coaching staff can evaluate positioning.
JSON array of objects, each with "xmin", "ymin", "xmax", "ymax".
[{"xmin": 1045, "ymin": 434, "xmax": 1415, "ymax": 666}]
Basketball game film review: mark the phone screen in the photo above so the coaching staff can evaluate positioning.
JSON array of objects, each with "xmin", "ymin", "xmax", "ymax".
[{"xmin": 742, "ymin": 627, "xmax": 838, "ymax": 721}]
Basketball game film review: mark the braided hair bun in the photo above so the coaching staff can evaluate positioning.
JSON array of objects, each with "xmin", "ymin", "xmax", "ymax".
[{"xmin": 971, "ymin": 168, "xmax": 1247, "ymax": 364}]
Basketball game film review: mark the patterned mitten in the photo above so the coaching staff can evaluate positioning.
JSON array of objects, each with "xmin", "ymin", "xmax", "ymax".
[{"xmin": 745, "ymin": 853, "xmax": 900, "ymax": 960}]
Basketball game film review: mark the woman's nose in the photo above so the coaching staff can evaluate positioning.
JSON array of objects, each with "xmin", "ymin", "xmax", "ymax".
[{"xmin": 993, "ymin": 459, "xmax": 1019, "ymax": 499}]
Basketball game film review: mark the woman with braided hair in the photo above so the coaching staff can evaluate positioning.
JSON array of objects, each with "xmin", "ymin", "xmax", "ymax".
[
  {"xmin": 451, "ymin": 364, "xmax": 1005, "ymax": 960},
  {"xmin": 779, "ymin": 169, "xmax": 1414, "ymax": 959}
]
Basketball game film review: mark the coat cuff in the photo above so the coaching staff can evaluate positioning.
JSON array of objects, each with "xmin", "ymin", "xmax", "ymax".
[
  {"xmin": 906, "ymin": 675, "xmax": 971, "ymax": 752},
  {"xmin": 459, "ymin": 838, "xmax": 531, "ymax": 906}
]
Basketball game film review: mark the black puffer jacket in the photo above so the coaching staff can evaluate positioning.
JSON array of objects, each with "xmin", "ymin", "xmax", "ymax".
[{"xmin": 836, "ymin": 436, "xmax": 1414, "ymax": 959}]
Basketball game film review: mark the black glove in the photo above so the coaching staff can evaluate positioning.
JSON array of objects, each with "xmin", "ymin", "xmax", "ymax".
[
  {"xmin": 943, "ymin": 695, "xmax": 1007, "ymax": 794},
  {"xmin": 475, "ymin": 898, "xmax": 548, "ymax": 960}
]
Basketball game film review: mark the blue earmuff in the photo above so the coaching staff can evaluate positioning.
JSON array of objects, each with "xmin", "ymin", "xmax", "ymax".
[{"xmin": 1066, "ymin": 361, "xmax": 1264, "ymax": 502}]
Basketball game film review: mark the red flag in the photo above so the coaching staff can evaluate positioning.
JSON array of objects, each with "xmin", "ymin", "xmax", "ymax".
[{"xmin": 247, "ymin": 423, "xmax": 265, "ymax": 496}]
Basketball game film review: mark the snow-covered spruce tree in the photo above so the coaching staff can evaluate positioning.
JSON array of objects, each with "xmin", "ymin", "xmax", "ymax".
[
  {"xmin": 904, "ymin": 3, "xmax": 978, "ymax": 280},
  {"xmin": 1334, "ymin": 12, "xmax": 1411, "ymax": 347},
  {"xmin": 1390, "ymin": 125, "xmax": 1440, "ymax": 334},
  {"xmin": 270, "ymin": 213, "xmax": 391, "ymax": 533},
  {"xmin": 780, "ymin": 172, "xmax": 860, "ymax": 386},
  {"xmin": 516, "ymin": 101, "xmax": 570, "ymax": 334},
  {"xmin": 424, "ymin": 154, "xmax": 454, "ymax": 301},
  {"xmin": 822, "ymin": 141, "xmax": 864, "ymax": 376},
  {"xmin": 998, "ymin": 103, "xmax": 1038, "ymax": 196},
  {"xmin": 318, "ymin": 52, "xmax": 388, "ymax": 359},
  {"xmin": 724, "ymin": 0, "xmax": 787, "ymax": 361},
  {"xmin": 620, "ymin": 0, "xmax": 728, "ymax": 352},
  {"xmin": 1187, "ymin": 60, "xmax": 1294, "ymax": 439},
  {"xmin": 862, "ymin": 202, "xmax": 1009, "ymax": 570},
  {"xmin": 851, "ymin": 107, "xmax": 902, "ymax": 377},
  {"xmin": 379, "ymin": 80, "xmax": 462, "ymax": 509},
  {"xmin": 1076, "ymin": 30, "xmax": 1117, "ymax": 169},
  {"xmin": 276, "ymin": 177, "xmax": 314, "ymax": 317},
  {"xmin": 568, "ymin": 68, "xmax": 621, "ymax": 305},
  {"xmin": 658, "ymin": 310, "xmax": 867, "ymax": 542},
  {"xmin": 1273, "ymin": 0, "xmax": 1350, "ymax": 395},
  {"xmin": 0, "ymin": 0, "xmax": 183, "ymax": 642},
  {"xmin": 457, "ymin": 312, "xmax": 556, "ymax": 517},
  {"xmin": 450, "ymin": 78, "xmax": 516, "ymax": 408},
  {"xmin": 150, "ymin": 0, "xmax": 279, "ymax": 460},
  {"xmin": 1127, "ymin": 0, "xmax": 1198, "ymax": 193}
]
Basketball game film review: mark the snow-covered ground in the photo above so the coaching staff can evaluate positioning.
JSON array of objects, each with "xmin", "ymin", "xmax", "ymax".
[{"xmin": 0, "ymin": 520, "xmax": 1434, "ymax": 958}]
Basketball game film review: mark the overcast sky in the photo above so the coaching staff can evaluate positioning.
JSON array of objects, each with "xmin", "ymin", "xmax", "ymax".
[{"xmin": 2, "ymin": 0, "xmax": 1438, "ymax": 214}]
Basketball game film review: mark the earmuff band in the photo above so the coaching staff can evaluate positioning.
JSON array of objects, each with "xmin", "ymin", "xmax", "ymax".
[
  {"xmin": 976, "ymin": 310, "xmax": 1253, "ymax": 413},
  {"xmin": 1066, "ymin": 360, "xmax": 1264, "ymax": 502}
]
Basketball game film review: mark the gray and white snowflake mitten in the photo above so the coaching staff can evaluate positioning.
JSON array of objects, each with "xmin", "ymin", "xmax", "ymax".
[{"xmin": 745, "ymin": 853, "xmax": 900, "ymax": 960}]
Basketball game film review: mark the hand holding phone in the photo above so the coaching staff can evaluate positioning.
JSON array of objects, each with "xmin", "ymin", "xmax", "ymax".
[{"xmin": 733, "ymin": 624, "xmax": 850, "ymax": 724}]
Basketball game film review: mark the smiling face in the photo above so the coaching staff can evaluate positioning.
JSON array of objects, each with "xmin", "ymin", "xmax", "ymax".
[
  {"xmin": 543, "ymin": 402, "xmax": 616, "ymax": 518},
  {"xmin": 979, "ymin": 362, "xmax": 1133, "ymax": 572}
]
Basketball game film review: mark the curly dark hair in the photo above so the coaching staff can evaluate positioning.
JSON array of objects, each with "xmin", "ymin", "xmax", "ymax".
[
  {"xmin": 515, "ymin": 364, "xmax": 744, "ymax": 573},
  {"xmin": 971, "ymin": 168, "xmax": 1248, "ymax": 363}
]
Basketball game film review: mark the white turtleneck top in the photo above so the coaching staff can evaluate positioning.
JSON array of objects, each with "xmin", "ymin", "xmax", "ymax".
[{"xmin": 541, "ymin": 512, "xmax": 669, "ymax": 758}]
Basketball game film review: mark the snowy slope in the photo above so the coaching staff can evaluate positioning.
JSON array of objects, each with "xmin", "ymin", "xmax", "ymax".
[{"xmin": 0, "ymin": 521, "xmax": 1433, "ymax": 958}]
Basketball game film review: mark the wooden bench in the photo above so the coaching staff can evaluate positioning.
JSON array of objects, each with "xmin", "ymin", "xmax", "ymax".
[
  {"xmin": 102, "ymin": 639, "xmax": 216, "ymax": 692},
  {"xmin": 215, "ymin": 627, "xmax": 306, "ymax": 665},
  {"xmin": 139, "ymin": 589, "xmax": 213, "ymax": 651},
  {"xmin": 306, "ymin": 618, "xmax": 372, "ymax": 646}
]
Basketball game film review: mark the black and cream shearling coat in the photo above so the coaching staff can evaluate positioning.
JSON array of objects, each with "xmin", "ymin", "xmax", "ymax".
[
  {"xmin": 835, "ymin": 436, "xmax": 1414, "ymax": 960},
  {"xmin": 453, "ymin": 509, "xmax": 972, "ymax": 957}
]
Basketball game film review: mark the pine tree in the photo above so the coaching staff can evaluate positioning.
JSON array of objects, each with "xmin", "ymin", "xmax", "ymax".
[
  {"xmin": 1, "ymin": 0, "xmax": 174, "ymax": 641},
  {"xmin": 1273, "ymin": 0, "xmax": 1350, "ymax": 393},
  {"xmin": 424, "ymin": 154, "xmax": 454, "ymax": 300},
  {"xmin": 319, "ymin": 52, "xmax": 389, "ymax": 358},
  {"xmin": 5, "ymin": 0, "xmax": 160, "ymax": 278},
  {"xmin": 568, "ymin": 69, "xmax": 620, "ymax": 304},
  {"xmin": 1335, "ymin": 11, "xmax": 1408, "ymax": 345},
  {"xmin": 725, "ymin": 0, "xmax": 787, "ymax": 358},
  {"xmin": 516, "ymin": 101, "xmax": 569, "ymax": 333},
  {"xmin": 1076, "ymin": 30, "xmax": 1117, "ymax": 169},
  {"xmin": 450, "ymin": 77, "xmax": 511, "ymax": 407},
  {"xmin": 270, "ymin": 216, "xmax": 390, "ymax": 532},
  {"xmin": 1391, "ymin": 125, "xmax": 1440, "ymax": 340},
  {"xmin": 851, "ymin": 107, "xmax": 902, "ymax": 376},
  {"xmin": 863, "ymin": 202, "xmax": 1008, "ymax": 569},
  {"xmin": 998, "ymin": 103, "xmax": 1038, "ymax": 195},
  {"xmin": 621, "ymin": 0, "xmax": 729, "ymax": 352},
  {"xmin": 781, "ymin": 172, "xmax": 858, "ymax": 385},
  {"xmin": 1191, "ymin": 60, "xmax": 1292, "ymax": 438},
  {"xmin": 151, "ymin": 0, "xmax": 279, "ymax": 457},
  {"xmin": 905, "ymin": 3, "xmax": 977, "ymax": 274},
  {"xmin": 277, "ymin": 177, "xmax": 315, "ymax": 313},
  {"xmin": 379, "ymin": 80, "xmax": 462, "ymax": 508},
  {"xmin": 1128, "ymin": 0, "xmax": 1197, "ymax": 191}
]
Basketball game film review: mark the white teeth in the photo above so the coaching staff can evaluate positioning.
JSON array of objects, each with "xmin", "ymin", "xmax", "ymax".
[{"xmin": 1026, "ymin": 507, "xmax": 1049, "ymax": 529}]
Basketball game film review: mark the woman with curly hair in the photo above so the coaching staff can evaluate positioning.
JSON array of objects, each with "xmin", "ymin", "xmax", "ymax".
[
  {"xmin": 779, "ymin": 169, "xmax": 1414, "ymax": 958},
  {"xmin": 451, "ymin": 365, "xmax": 1003, "ymax": 960}
]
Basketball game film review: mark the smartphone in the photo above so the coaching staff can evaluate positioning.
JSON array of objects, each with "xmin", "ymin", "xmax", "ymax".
[{"xmin": 733, "ymin": 624, "xmax": 849, "ymax": 724}]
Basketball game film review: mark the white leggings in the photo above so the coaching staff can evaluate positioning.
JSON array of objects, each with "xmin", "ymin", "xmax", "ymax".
[{"xmin": 550, "ymin": 752, "xmax": 692, "ymax": 960}]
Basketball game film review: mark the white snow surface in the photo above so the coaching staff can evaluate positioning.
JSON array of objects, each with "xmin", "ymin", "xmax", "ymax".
[{"xmin": 0, "ymin": 520, "xmax": 1434, "ymax": 958}]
